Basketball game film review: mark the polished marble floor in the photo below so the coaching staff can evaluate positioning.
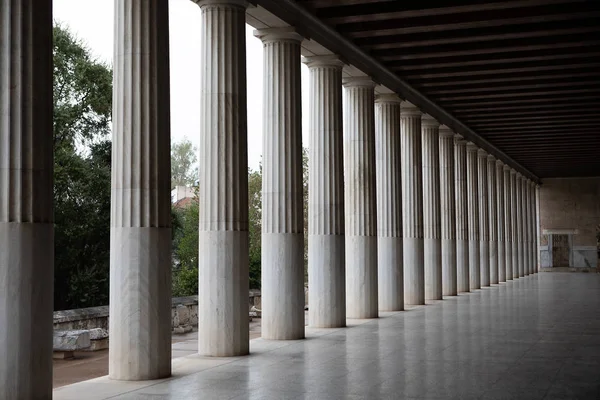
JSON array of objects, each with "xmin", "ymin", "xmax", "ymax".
[{"xmin": 54, "ymin": 273, "xmax": 600, "ymax": 400}]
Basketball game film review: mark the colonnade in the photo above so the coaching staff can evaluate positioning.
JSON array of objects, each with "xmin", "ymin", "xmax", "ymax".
[{"xmin": 0, "ymin": 0, "xmax": 540, "ymax": 397}]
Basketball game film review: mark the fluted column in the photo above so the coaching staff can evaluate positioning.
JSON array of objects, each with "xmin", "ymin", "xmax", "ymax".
[
  {"xmin": 375, "ymin": 94, "xmax": 403, "ymax": 311},
  {"xmin": 477, "ymin": 149, "xmax": 490, "ymax": 287},
  {"xmin": 531, "ymin": 181, "xmax": 538, "ymax": 274},
  {"xmin": 304, "ymin": 55, "xmax": 346, "ymax": 327},
  {"xmin": 466, "ymin": 143, "xmax": 480, "ymax": 290},
  {"xmin": 440, "ymin": 126, "xmax": 457, "ymax": 296},
  {"xmin": 504, "ymin": 166, "xmax": 513, "ymax": 280},
  {"xmin": 422, "ymin": 115, "xmax": 442, "ymax": 300},
  {"xmin": 487, "ymin": 155, "xmax": 498, "ymax": 285},
  {"xmin": 257, "ymin": 28, "xmax": 305, "ymax": 339},
  {"xmin": 454, "ymin": 135, "xmax": 470, "ymax": 293},
  {"xmin": 0, "ymin": 1, "xmax": 53, "ymax": 397},
  {"xmin": 110, "ymin": 0, "xmax": 172, "ymax": 380},
  {"xmin": 402, "ymin": 102, "xmax": 425, "ymax": 305},
  {"xmin": 510, "ymin": 170, "xmax": 519, "ymax": 279},
  {"xmin": 524, "ymin": 178, "xmax": 532, "ymax": 276},
  {"xmin": 535, "ymin": 184, "xmax": 540, "ymax": 273},
  {"xmin": 516, "ymin": 174, "xmax": 524, "ymax": 277},
  {"xmin": 196, "ymin": 0, "xmax": 249, "ymax": 356},
  {"xmin": 496, "ymin": 160, "xmax": 506, "ymax": 283},
  {"xmin": 344, "ymin": 77, "xmax": 378, "ymax": 318}
]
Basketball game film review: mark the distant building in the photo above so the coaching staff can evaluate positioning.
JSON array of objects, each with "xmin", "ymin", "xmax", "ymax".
[{"xmin": 171, "ymin": 186, "xmax": 196, "ymax": 209}]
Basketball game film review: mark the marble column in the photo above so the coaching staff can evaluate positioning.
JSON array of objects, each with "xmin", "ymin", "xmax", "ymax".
[
  {"xmin": 110, "ymin": 0, "xmax": 173, "ymax": 380},
  {"xmin": 375, "ymin": 94, "xmax": 404, "ymax": 311},
  {"xmin": 510, "ymin": 170, "xmax": 519, "ymax": 279},
  {"xmin": 257, "ymin": 28, "xmax": 305, "ymax": 339},
  {"xmin": 477, "ymin": 149, "xmax": 490, "ymax": 287},
  {"xmin": 535, "ymin": 184, "xmax": 541, "ymax": 273},
  {"xmin": 422, "ymin": 115, "xmax": 442, "ymax": 300},
  {"xmin": 516, "ymin": 174, "xmax": 524, "ymax": 278},
  {"xmin": 0, "ymin": 1, "xmax": 53, "ymax": 397},
  {"xmin": 532, "ymin": 181, "xmax": 538, "ymax": 274},
  {"xmin": 487, "ymin": 155, "xmax": 499, "ymax": 285},
  {"xmin": 466, "ymin": 143, "xmax": 480, "ymax": 290},
  {"xmin": 344, "ymin": 77, "xmax": 378, "ymax": 318},
  {"xmin": 504, "ymin": 166, "xmax": 513, "ymax": 280},
  {"xmin": 522, "ymin": 178, "xmax": 529, "ymax": 276},
  {"xmin": 401, "ymin": 102, "xmax": 425, "ymax": 305},
  {"xmin": 526, "ymin": 179, "xmax": 533, "ymax": 275},
  {"xmin": 496, "ymin": 160, "xmax": 506, "ymax": 283},
  {"xmin": 196, "ymin": 0, "xmax": 249, "ymax": 356},
  {"xmin": 454, "ymin": 135, "xmax": 470, "ymax": 293},
  {"xmin": 440, "ymin": 126, "xmax": 457, "ymax": 296},
  {"xmin": 304, "ymin": 55, "xmax": 346, "ymax": 327}
]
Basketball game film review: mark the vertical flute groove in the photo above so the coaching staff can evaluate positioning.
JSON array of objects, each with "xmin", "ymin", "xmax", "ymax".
[
  {"xmin": 496, "ymin": 160, "xmax": 506, "ymax": 282},
  {"xmin": 487, "ymin": 155, "xmax": 498, "ymax": 284},
  {"xmin": 454, "ymin": 136, "xmax": 470, "ymax": 292},
  {"xmin": 467, "ymin": 143, "xmax": 480, "ymax": 289}
]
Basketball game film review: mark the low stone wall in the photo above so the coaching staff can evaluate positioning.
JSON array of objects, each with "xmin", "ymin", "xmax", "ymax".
[{"xmin": 54, "ymin": 291, "xmax": 262, "ymax": 332}]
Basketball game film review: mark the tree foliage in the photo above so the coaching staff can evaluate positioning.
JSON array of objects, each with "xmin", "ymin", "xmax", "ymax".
[
  {"xmin": 53, "ymin": 25, "xmax": 113, "ymax": 310},
  {"xmin": 171, "ymin": 138, "xmax": 198, "ymax": 188}
]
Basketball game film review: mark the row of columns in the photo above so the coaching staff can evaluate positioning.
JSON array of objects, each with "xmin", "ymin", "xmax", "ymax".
[{"xmin": 0, "ymin": 0, "xmax": 541, "ymax": 397}]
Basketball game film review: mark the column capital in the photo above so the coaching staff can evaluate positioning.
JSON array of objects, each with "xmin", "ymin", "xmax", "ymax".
[
  {"xmin": 477, "ymin": 148, "xmax": 488, "ymax": 158},
  {"xmin": 510, "ymin": 168, "xmax": 517, "ymax": 175},
  {"xmin": 439, "ymin": 125, "xmax": 454, "ymax": 137},
  {"xmin": 400, "ymin": 101, "xmax": 421, "ymax": 116},
  {"xmin": 193, "ymin": 0, "xmax": 248, "ymax": 9},
  {"xmin": 421, "ymin": 113, "xmax": 440, "ymax": 128},
  {"xmin": 466, "ymin": 141, "xmax": 479, "ymax": 152},
  {"xmin": 454, "ymin": 133, "xmax": 467, "ymax": 144},
  {"xmin": 487, "ymin": 154, "xmax": 496, "ymax": 162},
  {"xmin": 254, "ymin": 26, "xmax": 303, "ymax": 43},
  {"xmin": 302, "ymin": 54, "xmax": 345, "ymax": 69},
  {"xmin": 342, "ymin": 75, "xmax": 377, "ymax": 88},
  {"xmin": 496, "ymin": 159, "xmax": 504, "ymax": 169},
  {"xmin": 375, "ymin": 93, "xmax": 402, "ymax": 104}
]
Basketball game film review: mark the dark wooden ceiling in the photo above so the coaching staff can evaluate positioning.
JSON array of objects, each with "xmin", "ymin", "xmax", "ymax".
[{"xmin": 295, "ymin": 0, "xmax": 600, "ymax": 178}]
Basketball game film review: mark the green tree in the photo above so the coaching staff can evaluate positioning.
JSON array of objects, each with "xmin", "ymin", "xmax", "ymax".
[
  {"xmin": 52, "ymin": 25, "xmax": 113, "ymax": 310},
  {"xmin": 248, "ymin": 166, "xmax": 262, "ymax": 289},
  {"xmin": 171, "ymin": 138, "xmax": 198, "ymax": 188},
  {"xmin": 172, "ymin": 196, "xmax": 200, "ymax": 297}
]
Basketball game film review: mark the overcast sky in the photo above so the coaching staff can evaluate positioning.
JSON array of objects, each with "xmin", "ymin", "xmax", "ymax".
[{"xmin": 53, "ymin": 0, "xmax": 310, "ymax": 171}]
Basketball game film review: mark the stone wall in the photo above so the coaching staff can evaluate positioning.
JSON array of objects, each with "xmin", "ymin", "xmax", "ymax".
[
  {"xmin": 539, "ymin": 177, "xmax": 600, "ymax": 269},
  {"xmin": 54, "ymin": 291, "xmax": 262, "ymax": 332}
]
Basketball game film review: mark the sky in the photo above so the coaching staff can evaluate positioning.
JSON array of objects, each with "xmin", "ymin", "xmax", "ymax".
[{"xmin": 53, "ymin": 0, "xmax": 310, "ymax": 171}]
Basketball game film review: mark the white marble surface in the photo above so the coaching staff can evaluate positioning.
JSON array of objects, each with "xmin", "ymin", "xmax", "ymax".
[
  {"xmin": 467, "ymin": 143, "xmax": 481, "ymax": 290},
  {"xmin": 478, "ymin": 149, "xmax": 490, "ymax": 287},
  {"xmin": 305, "ymin": 55, "xmax": 346, "ymax": 328},
  {"xmin": 422, "ymin": 115, "xmax": 442, "ymax": 301},
  {"xmin": 401, "ymin": 102, "xmax": 425, "ymax": 305},
  {"xmin": 257, "ymin": 27, "xmax": 305, "ymax": 340},
  {"xmin": 343, "ymin": 77, "xmax": 378, "ymax": 318},
  {"xmin": 510, "ymin": 170, "xmax": 520, "ymax": 279},
  {"xmin": 0, "ymin": 1, "xmax": 54, "ymax": 398},
  {"xmin": 440, "ymin": 126, "xmax": 457, "ymax": 296},
  {"xmin": 375, "ymin": 95, "xmax": 404, "ymax": 311},
  {"xmin": 488, "ymin": 156, "xmax": 499, "ymax": 285},
  {"xmin": 504, "ymin": 166, "xmax": 514, "ymax": 280},
  {"xmin": 110, "ymin": 0, "xmax": 173, "ymax": 380},
  {"xmin": 455, "ymin": 135, "xmax": 470, "ymax": 293},
  {"xmin": 496, "ymin": 161, "xmax": 506, "ymax": 283},
  {"xmin": 54, "ymin": 274, "xmax": 600, "ymax": 400},
  {"xmin": 196, "ymin": 0, "xmax": 250, "ymax": 356}
]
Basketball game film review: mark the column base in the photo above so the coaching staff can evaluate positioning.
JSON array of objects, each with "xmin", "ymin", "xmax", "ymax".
[
  {"xmin": 442, "ymin": 238, "xmax": 457, "ymax": 296},
  {"xmin": 469, "ymin": 240, "xmax": 481, "ymax": 290},
  {"xmin": 346, "ymin": 235, "xmax": 378, "ymax": 318},
  {"xmin": 378, "ymin": 236, "xmax": 403, "ymax": 311},
  {"xmin": 457, "ymin": 239, "xmax": 470, "ymax": 293},
  {"xmin": 404, "ymin": 237, "xmax": 425, "ymax": 305},
  {"xmin": 425, "ymin": 238, "xmax": 442, "ymax": 300}
]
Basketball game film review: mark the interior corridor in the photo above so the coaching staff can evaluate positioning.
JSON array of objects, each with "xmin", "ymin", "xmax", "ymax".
[{"xmin": 54, "ymin": 273, "xmax": 600, "ymax": 400}]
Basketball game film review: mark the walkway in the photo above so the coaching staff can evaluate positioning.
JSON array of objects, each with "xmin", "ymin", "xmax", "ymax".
[{"xmin": 54, "ymin": 273, "xmax": 600, "ymax": 400}]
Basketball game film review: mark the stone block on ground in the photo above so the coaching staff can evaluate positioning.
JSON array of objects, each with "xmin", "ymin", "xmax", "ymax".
[{"xmin": 53, "ymin": 330, "xmax": 91, "ymax": 351}]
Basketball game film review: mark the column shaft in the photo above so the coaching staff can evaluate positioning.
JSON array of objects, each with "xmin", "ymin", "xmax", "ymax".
[
  {"xmin": 402, "ymin": 102, "xmax": 425, "ymax": 305},
  {"xmin": 305, "ymin": 56, "xmax": 346, "ymax": 327},
  {"xmin": 516, "ymin": 175, "xmax": 524, "ymax": 277},
  {"xmin": 258, "ymin": 28, "xmax": 305, "ymax": 339},
  {"xmin": 531, "ymin": 182, "xmax": 538, "ymax": 274},
  {"xmin": 477, "ymin": 149, "xmax": 490, "ymax": 287},
  {"xmin": 0, "ymin": 1, "xmax": 53, "ymax": 397},
  {"xmin": 440, "ymin": 127, "xmax": 457, "ymax": 296},
  {"xmin": 496, "ymin": 161, "xmax": 506, "ymax": 282},
  {"xmin": 454, "ymin": 136, "xmax": 470, "ymax": 293},
  {"xmin": 422, "ymin": 115, "xmax": 442, "ymax": 300},
  {"xmin": 344, "ymin": 77, "xmax": 378, "ymax": 318},
  {"xmin": 375, "ymin": 95, "xmax": 403, "ymax": 311},
  {"xmin": 487, "ymin": 156, "xmax": 498, "ymax": 284},
  {"xmin": 504, "ymin": 166, "xmax": 513, "ymax": 280},
  {"xmin": 522, "ymin": 178, "xmax": 530, "ymax": 276},
  {"xmin": 466, "ymin": 144, "xmax": 480, "ymax": 290},
  {"xmin": 510, "ymin": 171, "xmax": 519, "ymax": 279},
  {"xmin": 528, "ymin": 180, "xmax": 534, "ymax": 275},
  {"xmin": 196, "ymin": 0, "xmax": 249, "ymax": 356},
  {"xmin": 110, "ymin": 0, "xmax": 173, "ymax": 380}
]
